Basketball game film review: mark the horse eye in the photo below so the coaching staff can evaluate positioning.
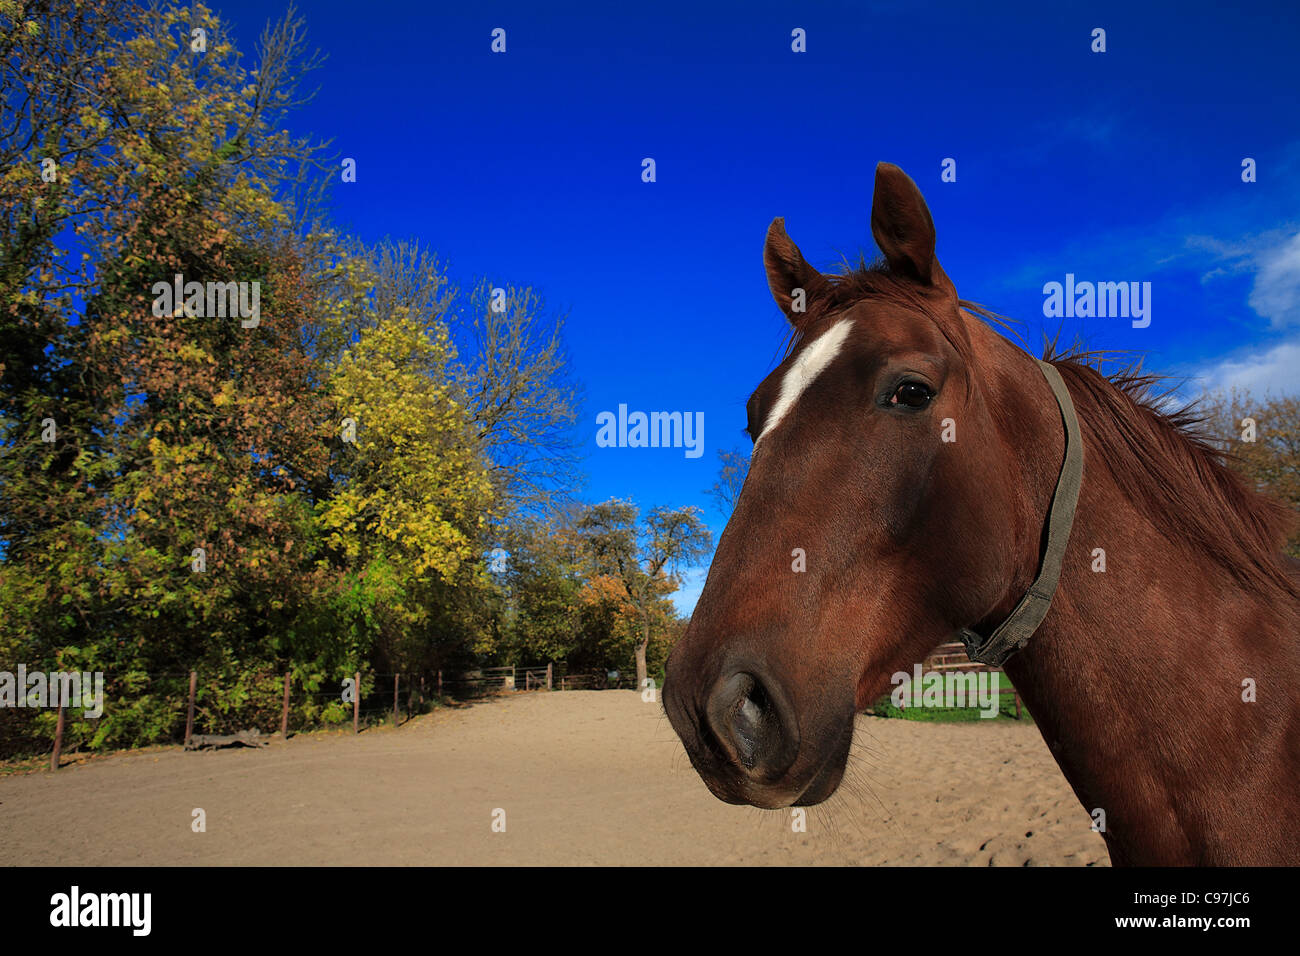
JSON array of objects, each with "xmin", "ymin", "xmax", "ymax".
[{"xmin": 889, "ymin": 381, "xmax": 933, "ymax": 408}]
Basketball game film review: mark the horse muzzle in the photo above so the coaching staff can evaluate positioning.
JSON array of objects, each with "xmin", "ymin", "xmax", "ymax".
[{"xmin": 665, "ymin": 657, "xmax": 852, "ymax": 809}]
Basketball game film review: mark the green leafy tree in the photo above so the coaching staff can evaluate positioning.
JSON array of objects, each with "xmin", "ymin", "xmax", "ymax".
[
  {"xmin": 576, "ymin": 499, "xmax": 711, "ymax": 688},
  {"xmin": 318, "ymin": 307, "xmax": 495, "ymax": 675},
  {"xmin": 496, "ymin": 513, "xmax": 584, "ymax": 664},
  {"xmin": 0, "ymin": 0, "xmax": 339, "ymax": 752}
]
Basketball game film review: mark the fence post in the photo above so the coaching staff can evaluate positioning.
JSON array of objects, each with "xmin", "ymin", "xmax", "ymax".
[
  {"xmin": 546, "ymin": 662, "xmax": 553, "ymax": 691},
  {"xmin": 353, "ymin": 670, "xmax": 360, "ymax": 734},
  {"xmin": 393, "ymin": 673, "xmax": 399, "ymax": 726},
  {"xmin": 437, "ymin": 670, "xmax": 442, "ymax": 697},
  {"xmin": 50, "ymin": 704, "xmax": 65, "ymax": 771},
  {"xmin": 185, "ymin": 670, "xmax": 197, "ymax": 746},
  {"xmin": 280, "ymin": 672, "xmax": 291, "ymax": 739}
]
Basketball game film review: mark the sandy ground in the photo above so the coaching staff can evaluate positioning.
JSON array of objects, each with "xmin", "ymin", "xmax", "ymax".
[{"xmin": 0, "ymin": 690, "xmax": 1109, "ymax": 866}]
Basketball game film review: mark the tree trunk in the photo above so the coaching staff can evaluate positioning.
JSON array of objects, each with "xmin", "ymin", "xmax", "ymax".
[{"xmin": 635, "ymin": 618, "xmax": 650, "ymax": 690}]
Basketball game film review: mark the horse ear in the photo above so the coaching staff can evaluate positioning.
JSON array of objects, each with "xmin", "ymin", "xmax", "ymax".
[
  {"xmin": 870, "ymin": 162, "xmax": 940, "ymax": 285},
  {"xmin": 764, "ymin": 218, "xmax": 823, "ymax": 323}
]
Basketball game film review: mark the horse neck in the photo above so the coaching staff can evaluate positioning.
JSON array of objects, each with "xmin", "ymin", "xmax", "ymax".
[{"xmin": 977, "ymin": 329, "xmax": 1300, "ymax": 865}]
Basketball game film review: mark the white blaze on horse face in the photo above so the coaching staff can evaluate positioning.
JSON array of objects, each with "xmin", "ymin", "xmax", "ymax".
[{"xmin": 755, "ymin": 318, "xmax": 854, "ymax": 446}]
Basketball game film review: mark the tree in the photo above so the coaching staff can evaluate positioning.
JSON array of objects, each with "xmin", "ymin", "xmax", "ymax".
[
  {"xmin": 313, "ymin": 241, "xmax": 584, "ymax": 521},
  {"xmin": 706, "ymin": 446, "xmax": 750, "ymax": 517},
  {"xmin": 575, "ymin": 571, "xmax": 679, "ymax": 681},
  {"xmin": 0, "ymin": 0, "xmax": 154, "ymax": 689},
  {"xmin": 1198, "ymin": 388, "xmax": 1300, "ymax": 557},
  {"xmin": 458, "ymin": 280, "xmax": 583, "ymax": 518},
  {"xmin": 496, "ymin": 512, "xmax": 584, "ymax": 664},
  {"xmin": 576, "ymin": 499, "xmax": 711, "ymax": 688},
  {"xmin": 0, "ymin": 0, "xmax": 340, "ymax": 751},
  {"xmin": 318, "ymin": 307, "xmax": 496, "ymax": 675}
]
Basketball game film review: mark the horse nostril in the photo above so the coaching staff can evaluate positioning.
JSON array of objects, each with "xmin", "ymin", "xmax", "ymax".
[
  {"xmin": 733, "ymin": 682, "xmax": 769, "ymax": 767},
  {"xmin": 707, "ymin": 670, "xmax": 797, "ymax": 779}
]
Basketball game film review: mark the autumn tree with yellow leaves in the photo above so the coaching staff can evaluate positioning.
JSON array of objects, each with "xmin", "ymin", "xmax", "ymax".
[{"xmin": 0, "ymin": 1, "xmax": 687, "ymax": 759}]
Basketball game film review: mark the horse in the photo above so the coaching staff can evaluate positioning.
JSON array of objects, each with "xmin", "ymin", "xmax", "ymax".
[{"xmin": 663, "ymin": 162, "xmax": 1300, "ymax": 866}]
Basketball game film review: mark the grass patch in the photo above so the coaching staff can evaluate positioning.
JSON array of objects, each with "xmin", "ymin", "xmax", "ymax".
[{"xmin": 869, "ymin": 675, "xmax": 1032, "ymax": 723}]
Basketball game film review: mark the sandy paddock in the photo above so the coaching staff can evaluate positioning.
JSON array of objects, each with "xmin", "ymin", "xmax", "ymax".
[{"xmin": 0, "ymin": 690, "xmax": 1108, "ymax": 866}]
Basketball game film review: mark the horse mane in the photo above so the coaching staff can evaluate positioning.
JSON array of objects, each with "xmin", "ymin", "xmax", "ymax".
[
  {"xmin": 1040, "ymin": 345, "xmax": 1299, "ymax": 600},
  {"xmin": 785, "ymin": 257, "xmax": 1299, "ymax": 601}
]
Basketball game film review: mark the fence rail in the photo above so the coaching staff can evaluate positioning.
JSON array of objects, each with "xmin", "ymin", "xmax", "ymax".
[
  {"xmin": 11, "ymin": 661, "xmax": 635, "ymax": 768},
  {"xmin": 11, "ymin": 645, "xmax": 1015, "ymax": 766},
  {"xmin": 922, "ymin": 641, "xmax": 1001, "ymax": 673}
]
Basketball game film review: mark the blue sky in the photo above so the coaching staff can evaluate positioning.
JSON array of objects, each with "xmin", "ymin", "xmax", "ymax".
[{"xmin": 213, "ymin": 0, "xmax": 1300, "ymax": 612}]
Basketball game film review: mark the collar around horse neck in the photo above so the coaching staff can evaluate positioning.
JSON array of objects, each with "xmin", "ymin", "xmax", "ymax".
[{"xmin": 958, "ymin": 359, "xmax": 1084, "ymax": 667}]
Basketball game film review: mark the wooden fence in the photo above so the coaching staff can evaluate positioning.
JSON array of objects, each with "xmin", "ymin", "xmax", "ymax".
[
  {"xmin": 37, "ymin": 647, "xmax": 1016, "ymax": 769},
  {"xmin": 922, "ymin": 641, "xmax": 999, "ymax": 673},
  {"xmin": 42, "ymin": 661, "xmax": 635, "ymax": 770}
]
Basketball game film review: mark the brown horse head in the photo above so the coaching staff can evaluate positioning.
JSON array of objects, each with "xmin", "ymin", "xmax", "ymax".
[{"xmin": 664, "ymin": 163, "xmax": 1047, "ymax": 809}]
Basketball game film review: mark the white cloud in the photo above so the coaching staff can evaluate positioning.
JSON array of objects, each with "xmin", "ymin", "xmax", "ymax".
[
  {"xmin": 1249, "ymin": 232, "xmax": 1300, "ymax": 327},
  {"xmin": 1182, "ymin": 230, "xmax": 1300, "ymax": 327},
  {"xmin": 1193, "ymin": 336, "xmax": 1300, "ymax": 396}
]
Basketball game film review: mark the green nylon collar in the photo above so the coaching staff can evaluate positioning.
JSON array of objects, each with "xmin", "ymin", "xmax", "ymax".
[{"xmin": 958, "ymin": 359, "xmax": 1084, "ymax": 667}]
